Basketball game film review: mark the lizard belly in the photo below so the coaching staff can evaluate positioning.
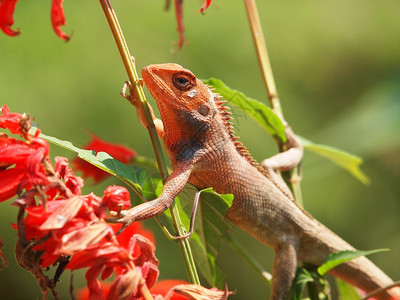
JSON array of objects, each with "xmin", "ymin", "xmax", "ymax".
[{"xmin": 189, "ymin": 151, "xmax": 308, "ymax": 249}]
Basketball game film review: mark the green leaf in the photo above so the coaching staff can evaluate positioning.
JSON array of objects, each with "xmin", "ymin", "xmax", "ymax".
[
  {"xmin": 290, "ymin": 268, "xmax": 315, "ymax": 300},
  {"xmin": 172, "ymin": 185, "xmax": 234, "ymax": 288},
  {"xmin": 317, "ymin": 249, "xmax": 389, "ymax": 276},
  {"xmin": 336, "ymin": 278, "xmax": 361, "ymax": 300},
  {"xmin": 36, "ymin": 130, "xmax": 146, "ymax": 193},
  {"xmin": 300, "ymin": 136, "xmax": 370, "ymax": 185},
  {"xmin": 203, "ymin": 78, "xmax": 287, "ymax": 144}
]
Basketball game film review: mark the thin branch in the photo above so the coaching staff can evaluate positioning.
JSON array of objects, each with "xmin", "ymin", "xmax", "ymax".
[{"xmin": 98, "ymin": 0, "xmax": 199, "ymax": 285}]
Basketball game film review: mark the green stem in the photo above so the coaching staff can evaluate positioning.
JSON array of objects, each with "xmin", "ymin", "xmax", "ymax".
[
  {"xmin": 98, "ymin": 0, "xmax": 199, "ymax": 285},
  {"xmin": 243, "ymin": 0, "xmax": 282, "ymax": 117},
  {"xmin": 243, "ymin": 0, "xmax": 303, "ymax": 205},
  {"xmin": 224, "ymin": 233, "xmax": 272, "ymax": 284}
]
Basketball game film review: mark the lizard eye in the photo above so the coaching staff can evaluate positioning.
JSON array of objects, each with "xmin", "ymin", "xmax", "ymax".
[
  {"xmin": 198, "ymin": 105, "xmax": 209, "ymax": 116},
  {"xmin": 173, "ymin": 73, "xmax": 195, "ymax": 91}
]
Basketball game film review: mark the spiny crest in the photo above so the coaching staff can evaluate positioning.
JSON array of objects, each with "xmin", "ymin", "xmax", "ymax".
[{"xmin": 213, "ymin": 93, "xmax": 272, "ymax": 178}]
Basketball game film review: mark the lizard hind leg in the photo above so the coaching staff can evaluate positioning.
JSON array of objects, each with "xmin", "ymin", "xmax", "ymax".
[
  {"xmin": 261, "ymin": 125, "xmax": 303, "ymax": 173},
  {"xmin": 271, "ymin": 242, "xmax": 298, "ymax": 300}
]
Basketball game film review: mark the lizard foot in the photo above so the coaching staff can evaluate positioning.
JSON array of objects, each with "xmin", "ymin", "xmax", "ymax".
[
  {"xmin": 106, "ymin": 209, "xmax": 136, "ymax": 234},
  {"xmin": 120, "ymin": 80, "xmax": 144, "ymax": 106}
]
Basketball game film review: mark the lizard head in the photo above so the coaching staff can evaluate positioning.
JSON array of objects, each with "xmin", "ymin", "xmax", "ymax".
[{"xmin": 142, "ymin": 64, "xmax": 222, "ymax": 148}]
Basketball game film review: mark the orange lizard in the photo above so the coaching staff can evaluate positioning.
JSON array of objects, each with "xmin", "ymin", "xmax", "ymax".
[{"xmin": 115, "ymin": 63, "xmax": 400, "ymax": 299}]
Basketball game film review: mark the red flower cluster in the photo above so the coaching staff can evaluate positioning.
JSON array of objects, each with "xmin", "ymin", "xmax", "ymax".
[
  {"xmin": 0, "ymin": 0, "xmax": 70, "ymax": 40},
  {"xmin": 0, "ymin": 105, "xmax": 159, "ymax": 299},
  {"xmin": 72, "ymin": 133, "xmax": 137, "ymax": 183}
]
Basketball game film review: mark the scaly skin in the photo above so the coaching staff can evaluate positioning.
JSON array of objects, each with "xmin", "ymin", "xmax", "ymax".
[{"xmin": 117, "ymin": 63, "xmax": 400, "ymax": 299}]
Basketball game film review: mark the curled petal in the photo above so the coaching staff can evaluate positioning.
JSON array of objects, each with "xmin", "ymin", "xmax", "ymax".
[
  {"xmin": 0, "ymin": 0, "xmax": 20, "ymax": 36},
  {"xmin": 196, "ymin": 0, "xmax": 213, "ymax": 14},
  {"xmin": 85, "ymin": 266, "xmax": 106, "ymax": 300},
  {"xmin": 107, "ymin": 268, "xmax": 141, "ymax": 300},
  {"xmin": 51, "ymin": 0, "xmax": 70, "ymax": 41},
  {"xmin": 172, "ymin": 284, "xmax": 234, "ymax": 300},
  {"xmin": 150, "ymin": 280, "xmax": 189, "ymax": 300},
  {"xmin": 130, "ymin": 234, "xmax": 158, "ymax": 267},
  {"xmin": 140, "ymin": 261, "xmax": 159, "ymax": 291}
]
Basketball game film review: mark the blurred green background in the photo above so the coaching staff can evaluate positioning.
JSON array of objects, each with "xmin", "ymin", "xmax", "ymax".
[{"xmin": 1, "ymin": 0, "xmax": 399, "ymax": 299}]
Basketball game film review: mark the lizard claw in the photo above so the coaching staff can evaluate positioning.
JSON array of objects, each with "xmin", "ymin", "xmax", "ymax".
[
  {"xmin": 120, "ymin": 80, "xmax": 144, "ymax": 107},
  {"xmin": 106, "ymin": 209, "xmax": 135, "ymax": 234}
]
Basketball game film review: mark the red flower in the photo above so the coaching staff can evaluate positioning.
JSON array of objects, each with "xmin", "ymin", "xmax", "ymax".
[
  {"xmin": 55, "ymin": 156, "xmax": 84, "ymax": 196},
  {"xmin": 72, "ymin": 133, "xmax": 136, "ymax": 183},
  {"xmin": 0, "ymin": 0, "xmax": 20, "ymax": 37},
  {"xmin": 0, "ymin": 135, "xmax": 49, "ymax": 202},
  {"xmin": 196, "ymin": 0, "xmax": 213, "ymax": 14},
  {"xmin": 51, "ymin": 0, "xmax": 70, "ymax": 41},
  {"xmin": 103, "ymin": 185, "xmax": 131, "ymax": 212},
  {"xmin": 0, "ymin": 0, "xmax": 70, "ymax": 40},
  {"xmin": 0, "ymin": 105, "xmax": 23, "ymax": 135}
]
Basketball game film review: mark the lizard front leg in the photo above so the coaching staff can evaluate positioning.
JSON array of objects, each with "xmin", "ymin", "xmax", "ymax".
[
  {"xmin": 109, "ymin": 162, "xmax": 193, "ymax": 230},
  {"xmin": 121, "ymin": 81, "xmax": 164, "ymax": 139}
]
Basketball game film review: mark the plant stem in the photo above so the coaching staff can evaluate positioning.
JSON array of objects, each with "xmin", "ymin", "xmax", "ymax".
[
  {"xmin": 98, "ymin": 0, "xmax": 199, "ymax": 285},
  {"xmin": 243, "ymin": 0, "xmax": 303, "ymax": 205},
  {"xmin": 243, "ymin": 0, "xmax": 282, "ymax": 117}
]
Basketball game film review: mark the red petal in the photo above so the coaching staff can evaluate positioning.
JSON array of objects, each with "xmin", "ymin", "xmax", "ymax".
[
  {"xmin": 39, "ymin": 196, "xmax": 83, "ymax": 230},
  {"xmin": 51, "ymin": 0, "xmax": 70, "ymax": 41},
  {"xmin": 0, "ymin": 0, "xmax": 20, "ymax": 36},
  {"xmin": 196, "ymin": 0, "xmax": 212, "ymax": 14},
  {"xmin": 85, "ymin": 134, "xmax": 136, "ymax": 164},
  {"xmin": 72, "ymin": 134, "xmax": 136, "ymax": 183},
  {"xmin": 112, "ymin": 222, "xmax": 155, "ymax": 250},
  {"xmin": 58, "ymin": 222, "xmax": 111, "ymax": 255},
  {"xmin": 76, "ymin": 282, "xmax": 111, "ymax": 300},
  {"xmin": 0, "ymin": 137, "xmax": 33, "ymax": 166},
  {"xmin": 67, "ymin": 242, "xmax": 126, "ymax": 270},
  {"xmin": 0, "ymin": 167, "xmax": 25, "ymax": 202}
]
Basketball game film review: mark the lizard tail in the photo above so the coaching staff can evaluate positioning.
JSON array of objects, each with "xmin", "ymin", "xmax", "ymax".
[
  {"xmin": 301, "ymin": 222, "xmax": 400, "ymax": 300},
  {"xmin": 298, "ymin": 219, "xmax": 400, "ymax": 300},
  {"xmin": 329, "ymin": 255, "xmax": 400, "ymax": 300}
]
